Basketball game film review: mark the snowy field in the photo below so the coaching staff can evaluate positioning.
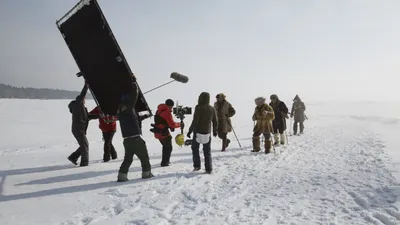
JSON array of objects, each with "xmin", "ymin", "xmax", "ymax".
[{"xmin": 0, "ymin": 99, "xmax": 400, "ymax": 225}]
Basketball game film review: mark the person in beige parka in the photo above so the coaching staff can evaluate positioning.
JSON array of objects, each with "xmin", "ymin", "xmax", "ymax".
[
  {"xmin": 252, "ymin": 97, "xmax": 275, "ymax": 153},
  {"xmin": 214, "ymin": 93, "xmax": 236, "ymax": 151}
]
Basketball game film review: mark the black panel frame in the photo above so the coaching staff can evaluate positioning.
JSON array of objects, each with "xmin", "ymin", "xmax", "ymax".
[{"xmin": 56, "ymin": 0, "xmax": 152, "ymax": 116}]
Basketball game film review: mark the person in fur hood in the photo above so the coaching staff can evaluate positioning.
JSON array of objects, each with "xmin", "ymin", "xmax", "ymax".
[
  {"xmin": 290, "ymin": 95, "xmax": 306, "ymax": 135},
  {"xmin": 252, "ymin": 97, "xmax": 275, "ymax": 153},
  {"xmin": 214, "ymin": 93, "xmax": 236, "ymax": 151}
]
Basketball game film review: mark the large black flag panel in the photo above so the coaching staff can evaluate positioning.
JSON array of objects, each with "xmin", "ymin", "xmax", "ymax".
[{"xmin": 56, "ymin": 0, "xmax": 151, "ymax": 116}]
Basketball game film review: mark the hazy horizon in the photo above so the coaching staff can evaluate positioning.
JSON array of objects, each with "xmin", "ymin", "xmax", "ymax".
[{"xmin": 1, "ymin": 0, "xmax": 399, "ymax": 106}]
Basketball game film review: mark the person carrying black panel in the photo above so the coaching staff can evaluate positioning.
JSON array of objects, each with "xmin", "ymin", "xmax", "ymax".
[{"xmin": 116, "ymin": 78, "xmax": 154, "ymax": 182}]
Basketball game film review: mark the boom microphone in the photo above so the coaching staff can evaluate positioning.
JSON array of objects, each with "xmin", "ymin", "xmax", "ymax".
[
  {"xmin": 170, "ymin": 72, "xmax": 189, "ymax": 83},
  {"xmin": 143, "ymin": 72, "xmax": 190, "ymax": 95}
]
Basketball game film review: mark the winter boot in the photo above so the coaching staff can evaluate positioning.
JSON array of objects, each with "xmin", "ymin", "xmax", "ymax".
[
  {"xmin": 221, "ymin": 139, "xmax": 226, "ymax": 152},
  {"xmin": 103, "ymin": 153, "xmax": 111, "ymax": 162},
  {"xmin": 117, "ymin": 172, "xmax": 129, "ymax": 182},
  {"xmin": 226, "ymin": 139, "xmax": 231, "ymax": 148},
  {"xmin": 68, "ymin": 151, "xmax": 80, "ymax": 165},
  {"xmin": 293, "ymin": 123, "xmax": 298, "ymax": 135},
  {"xmin": 273, "ymin": 133, "xmax": 280, "ymax": 145},
  {"xmin": 142, "ymin": 171, "xmax": 154, "ymax": 179},
  {"xmin": 80, "ymin": 150, "xmax": 89, "ymax": 167},
  {"xmin": 193, "ymin": 167, "xmax": 201, "ymax": 171},
  {"xmin": 251, "ymin": 136, "xmax": 261, "ymax": 152},
  {"xmin": 280, "ymin": 133, "xmax": 286, "ymax": 145},
  {"xmin": 265, "ymin": 140, "xmax": 272, "ymax": 154},
  {"xmin": 111, "ymin": 148, "xmax": 118, "ymax": 160},
  {"xmin": 299, "ymin": 122, "xmax": 304, "ymax": 134},
  {"xmin": 161, "ymin": 162, "xmax": 171, "ymax": 167}
]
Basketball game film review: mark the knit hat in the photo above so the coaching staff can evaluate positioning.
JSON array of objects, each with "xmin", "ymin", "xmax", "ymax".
[
  {"xmin": 165, "ymin": 99, "xmax": 174, "ymax": 107},
  {"xmin": 270, "ymin": 94, "xmax": 278, "ymax": 100},
  {"xmin": 216, "ymin": 93, "xmax": 226, "ymax": 99}
]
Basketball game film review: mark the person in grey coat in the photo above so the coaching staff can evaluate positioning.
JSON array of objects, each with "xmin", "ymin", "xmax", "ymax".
[{"xmin": 290, "ymin": 95, "xmax": 306, "ymax": 135}]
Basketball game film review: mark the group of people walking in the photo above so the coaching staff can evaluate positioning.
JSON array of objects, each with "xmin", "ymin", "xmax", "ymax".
[
  {"xmin": 67, "ymin": 78, "xmax": 306, "ymax": 181},
  {"xmin": 251, "ymin": 94, "xmax": 306, "ymax": 153}
]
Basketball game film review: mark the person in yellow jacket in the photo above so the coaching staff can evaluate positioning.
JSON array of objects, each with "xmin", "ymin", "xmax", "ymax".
[{"xmin": 252, "ymin": 97, "xmax": 275, "ymax": 153}]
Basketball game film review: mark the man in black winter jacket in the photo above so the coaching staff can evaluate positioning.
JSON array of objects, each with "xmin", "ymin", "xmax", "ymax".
[
  {"xmin": 67, "ymin": 81, "xmax": 93, "ymax": 166},
  {"xmin": 269, "ymin": 94, "xmax": 289, "ymax": 145},
  {"xmin": 116, "ymin": 79, "xmax": 154, "ymax": 182}
]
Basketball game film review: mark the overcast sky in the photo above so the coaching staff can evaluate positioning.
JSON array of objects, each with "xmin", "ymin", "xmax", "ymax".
[{"xmin": 0, "ymin": 0, "xmax": 399, "ymax": 108}]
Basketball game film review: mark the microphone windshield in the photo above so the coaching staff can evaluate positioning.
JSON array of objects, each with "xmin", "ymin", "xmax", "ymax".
[{"xmin": 170, "ymin": 72, "xmax": 189, "ymax": 83}]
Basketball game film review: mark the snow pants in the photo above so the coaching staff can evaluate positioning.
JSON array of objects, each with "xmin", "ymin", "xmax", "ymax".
[
  {"xmin": 191, "ymin": 133, "xmax": 212, "ymax": 172},
  {"xmin": 159, "ymin": 136, "xmax": 173, "ymax": 166},
  {"xmin": 102, "ymin": 131, "xmax": 117, "ymax": 162},
  {"xmin": 119, "ymin": 136, "xmax": 151, "ymax": 174}
]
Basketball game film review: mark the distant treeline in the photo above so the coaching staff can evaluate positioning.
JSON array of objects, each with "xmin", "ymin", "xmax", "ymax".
[{"xmin": 0, "ymin": 83, "xmax": 93, "ymax": 99}]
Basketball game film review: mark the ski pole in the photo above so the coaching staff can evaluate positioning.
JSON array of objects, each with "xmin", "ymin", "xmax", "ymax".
[{"xmin": 285, "ymin": 130, "xmax": 289, "ymax": 145}]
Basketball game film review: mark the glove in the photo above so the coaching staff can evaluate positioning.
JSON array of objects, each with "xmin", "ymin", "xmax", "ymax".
[
  {"xmin": 187, "ymin": 131, "xmax": 192, "ymax": 138},
  {"xmin": 213, "ymin": 131, "xmax": 217, "ymax": 137}
]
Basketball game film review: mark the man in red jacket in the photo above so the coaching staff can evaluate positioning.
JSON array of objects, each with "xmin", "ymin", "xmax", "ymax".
[
  {"xmin": 89, "ymin": 106, "xmax": 118, "ymax": 162},
  {"xmin": 152, "ymin": 99, "xmax": 182, "ymax": 167}
]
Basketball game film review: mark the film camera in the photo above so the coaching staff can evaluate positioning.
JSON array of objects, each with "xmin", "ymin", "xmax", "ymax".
[
  {"xmin": 172, "ymin": 104, "xmax": 193, "ymax": 146},
  {"xmin": 172, "ymin": 105, "xmax": 192, "ymax": 120}
]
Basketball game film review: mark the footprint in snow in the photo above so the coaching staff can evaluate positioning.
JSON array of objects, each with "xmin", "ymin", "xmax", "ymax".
[{"xmin": 101, "ymin": 188, "xmax": 129, "ymax": 198}]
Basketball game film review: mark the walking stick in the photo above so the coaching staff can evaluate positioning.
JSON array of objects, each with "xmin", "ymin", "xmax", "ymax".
[
  {"xmin": 229, "ymin": 119, "xmax": 242, "ymax": 149},
  {"xmin": 285, "ymin": 119, "xmax": 289, "ymax": 145}
]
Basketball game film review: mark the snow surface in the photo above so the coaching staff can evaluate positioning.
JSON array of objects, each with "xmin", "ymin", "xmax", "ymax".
[{"xmin": 0, "ymin": 99, "xmax": 400, "ymax": 225}]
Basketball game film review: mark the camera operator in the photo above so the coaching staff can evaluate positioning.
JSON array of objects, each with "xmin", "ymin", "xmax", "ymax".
[{"xmin": 152, "ymin": 99, "xmax": 183, "ymax": 167}]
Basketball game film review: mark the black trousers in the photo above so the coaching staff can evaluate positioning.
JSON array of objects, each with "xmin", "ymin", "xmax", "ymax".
[
  {"xmin": 191, "ymin": 133, "xmax": 212, "ymax": 172},
  {"xmin": 119, "ymin": 136, "xmax": 151, "ymax": 173},
  {"xmin": 70, "ymin": 131, "xmax": 89, "ymax": 165},
  {"xmin": 102, "ymin": 131, "xmax": 117, "ymax": 161},
  {"xmin": 160, "ymin": 136, "xmax": 173, "ymax": 166},
  {"xmin": 273, "ymin": 122, "xmax": 285, "ymax": 134}
]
